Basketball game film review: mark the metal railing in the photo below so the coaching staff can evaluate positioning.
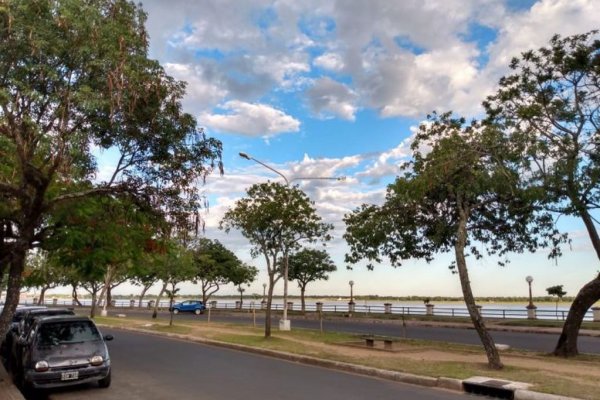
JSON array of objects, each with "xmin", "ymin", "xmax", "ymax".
[{"xmin": 17, "ymin": 298, "xmax": 596, "ymax": 322}]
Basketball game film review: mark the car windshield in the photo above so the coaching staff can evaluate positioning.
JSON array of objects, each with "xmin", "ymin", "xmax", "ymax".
[{"xmin": 36, "ymin": 321, "xmax": 101, "ymax": 347}]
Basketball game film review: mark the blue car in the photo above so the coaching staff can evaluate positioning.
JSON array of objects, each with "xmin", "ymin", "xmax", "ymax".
[{"xmin": 169, "ymin": 300, "xmax": 205, "ymax": 315}]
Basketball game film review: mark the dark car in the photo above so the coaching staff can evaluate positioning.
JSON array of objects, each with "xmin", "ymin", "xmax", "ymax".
[
  {"xmin": 0, "ymin": 306, "xmax": 46, "ymax": 364},
  {"xmin": 169, "ymin": 300, "xmax": 205, "ymax": 315},
  {"xmin": 9, "ymin": 308, "xmax": 75, "ymax": 374},
  {"xmin": 19, "ymin": 315, "xmax": 113, "ymax": 390}
]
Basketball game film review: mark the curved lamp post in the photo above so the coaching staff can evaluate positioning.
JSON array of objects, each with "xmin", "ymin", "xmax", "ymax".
[{"xmin": 239, "ymin": 152, "xmax": 344, "ymax": 331}]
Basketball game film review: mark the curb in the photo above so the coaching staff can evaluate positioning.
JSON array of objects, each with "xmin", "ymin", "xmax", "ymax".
[{"xmin": 101, "ymin": 324, "xmax": 584, "ymax": 400}]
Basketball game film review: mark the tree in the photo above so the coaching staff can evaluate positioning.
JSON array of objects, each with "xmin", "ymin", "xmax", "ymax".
[
  {"xmin": 484, "ymin": 31, "xmax": 600, "ymax": 357},
  {"xmin": 192, "ymin": 238, "xmax": 246, "ymax": 304},
  {"xmin": 0, "ymin": 0, "xmax": 222, "ymax": 339},
  {"xmin": 230, "ymin": 263, "xmax": 258, "ymax": 306},
  {"xmin": 220, "ymin": 182, "xmax": 332, "ymax": 337},
  {"xmin": 288, "ymin": 249, "xmax": 337, "ymax": 313},
  {"xmin": 547, "ymin": 285, "xmax": 567, "ymax": 320},
  {"xmin": 344, "ymin": 113, "xmax": 563, "ymax": 370},
  {"xmin": 150, "ymin": 238, "xmax": 195, "ymax": 319},
  {"xmin": 22, "ymin": 251, "xmax": 66, "ymax": 305}
]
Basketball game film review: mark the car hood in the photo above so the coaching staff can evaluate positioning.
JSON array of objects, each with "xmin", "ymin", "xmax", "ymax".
[{"xmin": 34, "ymin": 340, "xmax": 109, "ymax": 368}]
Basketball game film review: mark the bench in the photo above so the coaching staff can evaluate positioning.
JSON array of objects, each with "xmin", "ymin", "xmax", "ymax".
[{"xmin": 361, "ymin": 335, "xmax": 401, "ymax": 350}]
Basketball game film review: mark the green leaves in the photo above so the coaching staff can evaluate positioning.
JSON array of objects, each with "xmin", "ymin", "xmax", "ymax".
[
  {"xmin": 344, "ymin": 112, "xmax": 565, "ymax": 270},
  {"xmin": 288, "ymin": 248, "xmax": 336, "ymax": 287}
]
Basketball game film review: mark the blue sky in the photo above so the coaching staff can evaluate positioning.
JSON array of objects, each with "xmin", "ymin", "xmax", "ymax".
[{"xmin": 90, "ymin": 0, "xmax": 600, "ymax": 300}]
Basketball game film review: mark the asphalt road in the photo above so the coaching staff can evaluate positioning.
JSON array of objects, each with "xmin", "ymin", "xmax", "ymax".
[
  {"xmin": 118, "ymin": 309, "xmax": 600, "ymax": 354},
  {"xmin": 30, "ymin": 327, "xmax": 469, "ymax": 400}
]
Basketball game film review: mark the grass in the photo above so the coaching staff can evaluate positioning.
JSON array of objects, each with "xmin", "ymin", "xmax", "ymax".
[{"xmin": 94, "ymin": 315, "xmax": 600, "ymax": 399}]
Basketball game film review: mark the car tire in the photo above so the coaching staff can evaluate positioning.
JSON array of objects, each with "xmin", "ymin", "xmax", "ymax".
[
  {"xmin": 98, "ymin": 370, "xmax": 111, "ymax": 388},
  {"xmin": 194, "ymin": 309, "xmax": 201, "ymax": 315},
  {"xmin": 173, "ymin": 309, "xmax": 179, "ymax": 314}
]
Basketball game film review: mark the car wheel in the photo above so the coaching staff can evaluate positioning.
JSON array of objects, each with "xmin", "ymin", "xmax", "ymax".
[
  {"xmin": 194, "ymin": 309, "xmax": 201, "ymax": 315},
  {"xmin": 98, "ymin": 370, "xmax": 111, "ymax": 388},
  {"xmin": 173, "ymin": 309, "xmax": 179, "ymax": 315}
]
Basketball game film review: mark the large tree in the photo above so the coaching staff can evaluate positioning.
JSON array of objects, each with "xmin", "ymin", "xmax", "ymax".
[
  {"xmin": 192, "ymin": 238, "xmax": 247, "ymax": 304},
  {"xmin": 288, "ymin": 249, "xmax": 336, "ymax": 313},
  {"xmin": 220, "ymin": 181, "xmax": 332, "ymax": 338},
  {"xmin": 344, "ymin": 113, "xmax": 563, "ymax": 369},
  {"xmin": 0, "ymin": 0, "xmax": 222, "ymax": 338},
  {"xmin": 484, "ymin": 31, "xmax": 600, "ymax": 357}
]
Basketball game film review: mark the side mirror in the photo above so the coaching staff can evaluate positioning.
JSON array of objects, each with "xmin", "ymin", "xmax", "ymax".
[{"xmin": 103, "ymin": 334, "xmax": 114, "ymax": 342}]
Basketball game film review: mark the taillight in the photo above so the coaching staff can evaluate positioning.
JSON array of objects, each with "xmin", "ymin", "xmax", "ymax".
[
  {"xmin": 34, "ymin": 361, "xmax": 49, "ymax": 372},
  {"xmin": 90, "ymin": 355, "xmax": 104, "ymax": 366}
]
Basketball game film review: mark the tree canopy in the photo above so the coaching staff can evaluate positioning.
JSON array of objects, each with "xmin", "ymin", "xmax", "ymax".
[
  {"xmin": 192, "ymin": 238, "xmax": 256, "ymax": 303},
  {"xmin": 0, "ymin": 0, "xmax": 222, "ymax": 338},
  {"xmin": 484, "ymin": 30, "xmax": 600, "ymax": 357},
  {"xmin": 288, "ymin": 248, "xmax": 336, "ymax": 313}
]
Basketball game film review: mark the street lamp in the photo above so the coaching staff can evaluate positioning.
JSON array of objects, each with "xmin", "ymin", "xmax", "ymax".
[
  {"xmin": 239, "ymin": 152, "xmax": 344, "ymax": 331},
  {"xmin": 349, "ymin": 280, "xmax": 355, "ymax": 305},
  {"xmin": 526, "ymin": 276, "xmax": 534, "ymax": 308}
]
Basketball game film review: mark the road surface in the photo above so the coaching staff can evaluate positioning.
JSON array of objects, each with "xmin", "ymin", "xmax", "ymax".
[{"xmin": 30, "ymin": 327, "xmax": 469, "ymax": 400}]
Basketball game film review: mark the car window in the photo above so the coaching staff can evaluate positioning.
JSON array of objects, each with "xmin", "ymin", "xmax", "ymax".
[{"xmin": 36, "ymin": 321, "xmax": 101, "ymax": 347}]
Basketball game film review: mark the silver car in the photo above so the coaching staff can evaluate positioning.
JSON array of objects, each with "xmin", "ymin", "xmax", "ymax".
[{"xmin": 19, "ymin": 315, "xmax": 113, "ymax": 390}]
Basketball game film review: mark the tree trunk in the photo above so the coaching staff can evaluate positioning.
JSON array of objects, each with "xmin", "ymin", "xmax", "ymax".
[
  {"xmin": 38, "ymin": 286, "xmax": 49, "ymax": 305},
  {"xmin": 107, "ymin": 286, "xmax": 112, "ymax": 308},
  {"xmin": 554, "ymin": 206, "xmax": 600, "ymax": 357},
  {"xmin": 265, "ymin": 277, "xmax": 275, "ymax": 338},
  {"xmin": 90, "ymin": 289, "xmax": 98, "ymax": 319},
  {"xmin": 301, "ymin": 286, "xmax": 306, "ymax": 314},
  {"xmin": 455, "ymin": 203, "xmax": 503, "ymax": 370},
  {"xmin": 152, "ymin": 283, "xmax": 167, "ymax": 319},
  {"xmin": 71, "ymin": 284, "xmax": 82, "ymax": 307},
  {"xmin": 138, "ymin": 284, "xmax": 151, "ymax": 308},
  {"xmin": 554, "ymin": 274, "xmax": 600, "ymax": 356},
  {"xmin": 0, "ymin": 250, "xmax": 26, "ymax": 339}
]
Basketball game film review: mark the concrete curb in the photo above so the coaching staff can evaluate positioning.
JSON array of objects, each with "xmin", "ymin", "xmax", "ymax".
[{"xmin": 101, "ymin": 324, "xmax": 584, "ymax": 400}]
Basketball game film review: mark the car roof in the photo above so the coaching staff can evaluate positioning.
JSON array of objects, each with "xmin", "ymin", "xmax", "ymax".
[
  {"xmin": 25, "ymin": 308, "xmax": 74, "ymax": 316},
  {"xmin": 35, "ymin": 315, "xmax": 94, "ymax": 325}
]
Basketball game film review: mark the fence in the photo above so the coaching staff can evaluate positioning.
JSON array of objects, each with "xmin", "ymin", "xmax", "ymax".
[{"xmin": 17, "ymin": 298, "xmax": 597, "ymax": 322}]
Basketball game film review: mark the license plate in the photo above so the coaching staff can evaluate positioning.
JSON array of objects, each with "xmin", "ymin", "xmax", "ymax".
[{"xmin": 61, "ymin": 371, "xmax": 79, "ymax": 381}]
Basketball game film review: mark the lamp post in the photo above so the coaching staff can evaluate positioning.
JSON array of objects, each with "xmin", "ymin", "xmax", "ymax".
[
  {"xmin": 526, "ymin": 276, "xmax": 534, "ymax": 307},
  {"xmin": 348, "ymin": 280, "xmax": 355, "ymax": 314},
  {"xmin": 239, "ymin": 152, "xmax": 344, "ymax": 331},
  {"xmin": 262, "ymin": 283, "xmax": 267, "ymax": 302},
  {"xmin": 526, "ymin": 275, "xmax": 537, "ymax": 319}
]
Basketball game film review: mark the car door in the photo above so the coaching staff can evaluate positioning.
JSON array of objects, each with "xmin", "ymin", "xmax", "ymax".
[{"xmin": 181, "ymin": 301, "xmax": 192, "ymax": 312}]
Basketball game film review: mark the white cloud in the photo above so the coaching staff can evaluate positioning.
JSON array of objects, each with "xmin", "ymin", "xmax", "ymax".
[
  {"xmin": 306, "ymin": 78, "xmax": 358, "ymax": 120},
  {"xmin": 164, "ymin": 63, "xmax": 228, "ymax": 110},
  {"xmin": 313, "ymin": 52, "xmax": 345, "ymax": 72},
  {"xmin": 200, "ymin": 101, "xmax": 300, "ymax": 137}
]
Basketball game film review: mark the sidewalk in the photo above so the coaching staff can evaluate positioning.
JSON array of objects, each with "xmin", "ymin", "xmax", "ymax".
[{"xmin": 0, "ymin": 362, "xmax": 24, "ymax": 400}]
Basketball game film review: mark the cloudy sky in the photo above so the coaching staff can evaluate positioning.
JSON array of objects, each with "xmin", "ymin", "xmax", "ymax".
[{"xmin": 103, "ymin": 0, "xmax": 600, "ymax": 300}]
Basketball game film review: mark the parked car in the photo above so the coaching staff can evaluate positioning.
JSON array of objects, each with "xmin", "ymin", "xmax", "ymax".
[
  {"xmin": 9, "ymin": 308, "xmax": 75, "ymax": 374},
  {"xmin": 18, "ymin": 315, "xmax": 113, "ymax": 390},
  {"xmin": 0, "ymin": 306, "xmax": 46, "ymax": 364},
  {"xmin": 169, "ymin": 300, "xmax": 205, "ymax": 315}
]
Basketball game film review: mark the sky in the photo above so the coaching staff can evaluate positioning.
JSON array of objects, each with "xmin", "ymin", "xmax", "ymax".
[{"xmin": 83, "ymin": 0, "xmax": 600, "ymax": 301}]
